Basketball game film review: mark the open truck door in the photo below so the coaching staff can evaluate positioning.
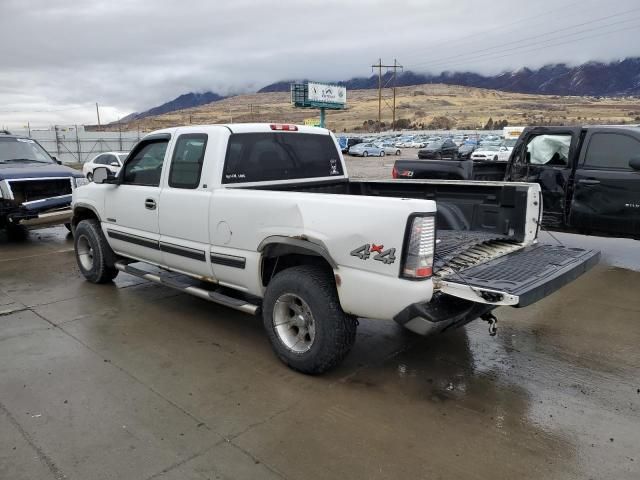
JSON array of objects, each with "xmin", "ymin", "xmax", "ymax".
[{"xmin": 507, "ymin": 127, "xmax": 582, "ymax": 228}]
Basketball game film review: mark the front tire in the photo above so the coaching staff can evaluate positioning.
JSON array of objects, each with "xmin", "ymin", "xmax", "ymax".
[
  {"xmin": 380, "ymin": 150, "xmax": 385, "ymax": 157},
  {"xmin": 74, "ymin": 219, "xmax": 118, "ymax": 283},
  {"xmin": 363, "ymin": 151, "xmax": 368, "ymax": 157},
  {"xmin": 262, "ymin": 265, "xmax": 357, "ymax": 374},
  {"xmin": 396, "ymin": 150, "xmax": 401, "ymax": 156},
  {"xmin": 87, "ymin": 172, "xmax": 93, "ymax": 182}
]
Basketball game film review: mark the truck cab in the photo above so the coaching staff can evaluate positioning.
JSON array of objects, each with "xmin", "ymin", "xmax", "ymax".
[{"xmin": 508, "ymin": 126, "xmax": 640, "ymax": 237}]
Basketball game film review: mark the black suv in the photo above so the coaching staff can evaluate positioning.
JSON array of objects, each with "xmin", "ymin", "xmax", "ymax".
[{"xmin": 0, "ymin": 130, "xmax": 85, "ymax": 238}]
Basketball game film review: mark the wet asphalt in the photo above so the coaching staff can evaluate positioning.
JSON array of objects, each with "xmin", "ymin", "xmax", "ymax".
[{"xmin": 1, "ymin": 178, "xmax": 640, "ymax": 479}]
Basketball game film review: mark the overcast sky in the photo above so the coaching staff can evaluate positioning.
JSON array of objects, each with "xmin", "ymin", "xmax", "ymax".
[{"xmin": 1, "ymin": 0, "xmax": 639, "ymax": 128}]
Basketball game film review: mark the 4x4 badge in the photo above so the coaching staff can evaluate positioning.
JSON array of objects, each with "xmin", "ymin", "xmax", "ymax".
[{"xmin": 350, "ymin": 244, "xmax": 396, "ymax": 264}]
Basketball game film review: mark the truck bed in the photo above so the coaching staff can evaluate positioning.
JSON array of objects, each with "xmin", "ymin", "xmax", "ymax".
[
  {"xmin": 256, "ymin": 178, "xmax": 537, "ymax": 243},
  {"xmin": 394, "ymin": 158, "xmax": 508, "ymax": 181}
]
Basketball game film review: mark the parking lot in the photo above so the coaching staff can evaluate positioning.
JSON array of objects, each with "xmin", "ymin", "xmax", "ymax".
[{"xmin": 1, "ymin": 217, "xmax": 639, "ymax": 480}]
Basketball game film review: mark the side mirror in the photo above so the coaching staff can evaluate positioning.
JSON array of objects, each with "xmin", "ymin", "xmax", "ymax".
[
  {"xmin": 629, "ymin": 156, "xmax": 640, "ymax": 170},
  {"xmin": 500, "ymin": 146, "xmax": 507, "ymax": 151},
  {"xmin": 52, "ymin": 156, "xmax": 61, "ymax": 165},
  {"xmin": 110, "ymin": 161, "xmax": 120, "ymax": 167},
  {"xmin": 93, "ymin": 166, "xmax": 116, "ymax": 184}
]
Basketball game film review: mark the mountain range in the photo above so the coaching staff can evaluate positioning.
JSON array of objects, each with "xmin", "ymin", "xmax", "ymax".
[{"xmin": 118, "ymin": 57, "xmax": 640, "ymax": 123}]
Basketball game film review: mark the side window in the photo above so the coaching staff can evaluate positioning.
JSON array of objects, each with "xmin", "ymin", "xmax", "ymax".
[
  {"xmin": 93, "ymin": 154, "xmax": 107, "ymax": 165},
  {"xmin": 525, "ymin": 134, "xmax": 571, "ymax": 167},
  {"xmin": 168, "ymin": 134, "xmax": 208, "ymax": 189},
  {"xmin": 584, "ymin": 132, "xmax": 640, "ymax": 170},
  {"xmin": 122, "ymin": 140, "xmax": 169, "ymax": 187},
  {"xmin": 103, "ymin": 154, "xmax": 116, "ymax": 165}
]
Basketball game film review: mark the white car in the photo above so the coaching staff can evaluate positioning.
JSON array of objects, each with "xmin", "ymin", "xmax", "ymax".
[
  {"xmin": 71, "ymin": 123, "xmax": 598, "ymax": 374},
  {"xmin": 82, "ymin": 152, "xmax": 128, "ymax": 181},
  {"xmin": 470, "ymin": 145, "xmax": 505, "ymax": 161}
]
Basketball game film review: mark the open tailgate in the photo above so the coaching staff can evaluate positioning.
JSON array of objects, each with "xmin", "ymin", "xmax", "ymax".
[{"xmin": 437, "ymin": 244, "xmax": 600, "ymax": 307}]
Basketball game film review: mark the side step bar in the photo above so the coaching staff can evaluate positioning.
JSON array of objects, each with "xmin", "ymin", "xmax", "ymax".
[{"xmin": 114, "ymin": 262, "xmax": 260, "ymax": 315}]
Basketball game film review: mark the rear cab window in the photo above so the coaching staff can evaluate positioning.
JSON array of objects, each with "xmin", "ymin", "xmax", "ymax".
[{"xmin": 223, "ymin": 132, "xmax": 343, "ymax": 184}]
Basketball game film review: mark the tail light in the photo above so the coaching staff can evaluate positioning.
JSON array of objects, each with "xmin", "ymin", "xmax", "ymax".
[
  {"xmin": 401, "ymin": 215, "xmax": 435, "ymax": 279},
  {"xmin": 392, "ymin": 165, "xmax": 398, "ymax": 178},
  {"xmin": 270, "ymin": 124, "xmax": 298, "ymax": 131}
]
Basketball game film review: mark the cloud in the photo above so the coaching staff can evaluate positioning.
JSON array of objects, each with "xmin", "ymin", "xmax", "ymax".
[{"xmin": 1, "ymin": 0, "xmax": 639, "ymax": 127}]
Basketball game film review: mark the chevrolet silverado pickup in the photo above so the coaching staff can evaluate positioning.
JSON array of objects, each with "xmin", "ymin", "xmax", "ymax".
[
  {"xmin": 71, "ymin": 123, "xmax": 599, "ymax": 374},
  {"xmin": 393, "ymin": 126, "xmax": 640, "ymax": 239},
  {"xmin": 1, "ymin": 130, "xmax": 88, "ymax": 238}
]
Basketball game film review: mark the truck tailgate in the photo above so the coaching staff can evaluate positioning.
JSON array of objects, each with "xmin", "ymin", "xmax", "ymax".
[{"xmin": 438, "ymin": 244, "xmax": 600, "ymax": 307}]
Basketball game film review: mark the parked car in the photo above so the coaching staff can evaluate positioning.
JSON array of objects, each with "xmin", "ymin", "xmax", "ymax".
[
  {"xmin": 375, "ymin": 142, "xmax": 402, "ymax": 156},
  {"xmin": 83, "ymin": 152, "xmax": 128, "ymax": 181},
  {"xmin": 0, "ymin": 130, "xmax": 87, "ymax": 238},
  {"xmin": 392, "ymin": 125, "xmax": 640, "ymax": 239},
  {"xmin": 470, "ymin": 145, "xmax": 504, "ymax": 161},
  {"xmin": 349, "ymin": 142, "xmax": 385, "ymax": 157},
  {"xmin": 418, "ymin": 139, "xmax": 458, "ymax": 159},
  {"xmin": 457, "ymin": 140, "xmax": 477, "ymax": 159},
  {"xmin": 72, "ymin": 122, "xmax": 598, "ymax": 374}
]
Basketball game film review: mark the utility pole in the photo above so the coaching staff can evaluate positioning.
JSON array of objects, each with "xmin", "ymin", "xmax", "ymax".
[
  {"xmin": 95, "ymin": 102, "xmax": 101, "ymax": 126},
  {"xmin": 392, "ymin": 58, "xmax": 403, "ymax": 130},
  {"xmin": 371, "ymin": 59, "xmax": 403, "ymax": 131}
]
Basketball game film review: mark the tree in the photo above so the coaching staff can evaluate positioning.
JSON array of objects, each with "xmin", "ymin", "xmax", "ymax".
[
  {"xmin": 428, "ymin": 116, "xmax": 454, "ymax": 130},
  {"xmin": 483, "ymin": 117, "xmax": 494, "ymax": 130}
]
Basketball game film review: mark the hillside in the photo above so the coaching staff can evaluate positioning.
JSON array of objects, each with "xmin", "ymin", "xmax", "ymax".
[
  {"xmin": 114, "ymin": 91, "xmax": 225, "ymax": 123},
  {"xmin": 259, "ymin": 58, "xmax": 640, "ymax": 97},
  {"xmin": 118, "ymin": 83, "xmax": 640, "ymax": 133}
]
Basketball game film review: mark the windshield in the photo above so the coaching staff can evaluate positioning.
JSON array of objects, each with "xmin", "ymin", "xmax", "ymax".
[
  {"xmin": 504, "ymin": 139, "xmax": 517, "ymax": 148},
  {"xmin": 223, "ymin": 132, "xmax": 343, "ymax": 184},
  {"xmin": 428, "ymin": 141, "xmax": 443, "ymax": 148},
  {"xmin": 117, "ymin": 153, "xmax": 128, "ymax": 162},
  {"xmin": 481, "ymin": 145, "xmax": 500, "ymax": 152},
  {"xmin": 0, "ymin": 137, "xmax": 54, "ymax": 164}
]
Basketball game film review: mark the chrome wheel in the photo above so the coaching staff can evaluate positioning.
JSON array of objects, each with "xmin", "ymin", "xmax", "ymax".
[
  {"xmin": 76, "ymin": 234, "xmax": 94, "ymax": 271},
  {"xmin": 273, "ymin": 293, "xmax": 316, "ymax": 353}
]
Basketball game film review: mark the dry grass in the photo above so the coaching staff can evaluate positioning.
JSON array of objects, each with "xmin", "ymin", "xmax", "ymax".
[{"xmin": 119, "ymin": 83, "xmax": 640, "ymax": 133}]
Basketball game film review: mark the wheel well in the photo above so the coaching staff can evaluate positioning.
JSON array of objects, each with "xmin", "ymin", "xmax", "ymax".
[
  {"xmin": 261, "ymin": 245, "xmax": 334, "ymax": 287},
  {"xmin": 72, "ymin": 206, "xmax": 99, "ymax": 228}
]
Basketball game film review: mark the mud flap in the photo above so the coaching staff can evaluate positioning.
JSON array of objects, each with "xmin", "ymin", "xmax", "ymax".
[{"xmin": 436, "ymin": 244, "xmax": 600, "ymax": 307}]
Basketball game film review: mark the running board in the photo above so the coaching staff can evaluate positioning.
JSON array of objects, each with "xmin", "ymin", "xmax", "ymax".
[{"xmin": 114, "ymin": 262, "xmax": 259, "ymax": 315}]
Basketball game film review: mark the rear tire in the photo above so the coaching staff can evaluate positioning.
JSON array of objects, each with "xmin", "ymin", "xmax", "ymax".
[
  {"xmin": 363, "ymin": 151, "xmax": 368, "ymax": 157},
  {"xmin": 74, "ymin": 219, "xmax": 118, "ymax": 283},
  {"xmin": 380, "ymin": 150, "xmax": 385, "ymax": 157},
  {"xmin": 262, "ymin": 265, "xmax": 357, "ymax": 374},
  {"xmin": 396, "ymin": 150, "xmax": 401, "ymax": 156},
  {"xmin": 436, "ymin": 152, "xmax": 442, "ymax": 160}
]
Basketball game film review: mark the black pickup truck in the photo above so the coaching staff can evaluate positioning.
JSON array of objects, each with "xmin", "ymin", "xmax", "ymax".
[
  {"xmin": 1, "ymin": 131, "xmax": 86, "ymax": 238},
  {"xmin": 392, "ymin": 126, "xmax": 640, "ymax": 239}
]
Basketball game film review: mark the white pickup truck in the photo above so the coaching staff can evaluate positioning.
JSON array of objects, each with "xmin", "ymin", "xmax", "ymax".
[{"xmin": 71, "ymin": 123, "xmax": 599, "ymax": 374}]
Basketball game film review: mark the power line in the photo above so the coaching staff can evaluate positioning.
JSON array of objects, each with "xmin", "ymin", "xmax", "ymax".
[
  {"xmin": 407, "ymin": 6, "xmax": 640, "ymax": 71},
  {"xmin": 400, "ymin": 0, "xmax": 586, "ymax": 62},
  {"xmin": 413, "ymin": 22, "xmax": 640, "ymax": 73},
  {"xmin": 371, "ymin": 59, "xmax": 403, "ymax": 131}
]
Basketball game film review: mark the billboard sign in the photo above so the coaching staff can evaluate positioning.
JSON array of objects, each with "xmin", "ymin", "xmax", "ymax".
[
  {"xmin": 308, "ymin": 82, "xmax": 346, "ymax": 105},
  {"xmin": 304, "ymin": 118, "xmax": 320, "ymax": 127}
]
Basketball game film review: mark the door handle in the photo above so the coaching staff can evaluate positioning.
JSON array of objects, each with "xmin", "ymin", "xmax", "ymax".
[
  {"xmin": 144, "ymin": 198, "xmax": 157, "ymax": 210},
  {"xmin": 578, "ymin": 179, "xmax": 601, "ymax": 185}
]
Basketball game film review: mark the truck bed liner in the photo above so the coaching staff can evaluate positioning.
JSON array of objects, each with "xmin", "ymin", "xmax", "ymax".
[{"xmin": 434, "ymin": 231, "xmax": 514, "ymax": 271}]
